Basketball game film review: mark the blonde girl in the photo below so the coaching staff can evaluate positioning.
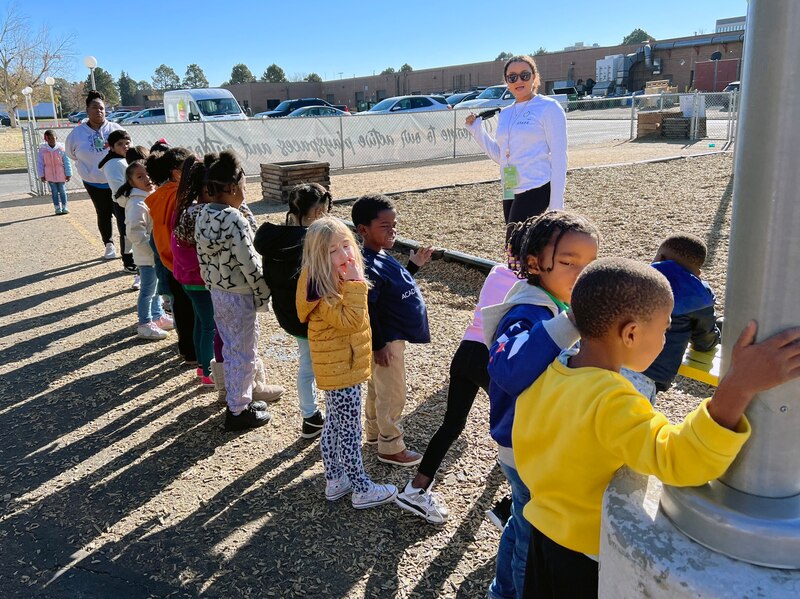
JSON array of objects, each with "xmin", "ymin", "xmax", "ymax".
[{"xmin": 296, "ymin": 217, "xmax": 397, "ymax": 509}]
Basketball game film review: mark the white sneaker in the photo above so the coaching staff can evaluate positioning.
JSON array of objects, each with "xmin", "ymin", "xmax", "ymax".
[
  {"xmin": 396, "ymin": 481, "xmax": 449, "ymax": 524},
  {"xmin": 136, "ymin": 322, "xmax": 168, "ymax": 340},
  {"xmin": 325, "ymin": 475, "xmax": 352, "ymax": 501},
  {"xmin": 130, "ymin": 275, "xmax": 141, "ymax": 291},
  {"xmin": 154, "ymin": 314, "xmax": 174, "ymax": 330},
  {"xmin": 352, "ymin": 482, "xmax": 397, "ymax": 510},
  {"xmin": 103, "ymin": 242, "xmax": 117, "ymax": 260}
]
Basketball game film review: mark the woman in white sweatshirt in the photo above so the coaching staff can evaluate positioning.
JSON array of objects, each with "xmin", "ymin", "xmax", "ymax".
[{"xmin": 466, "ymin": 55, "xmax": 567, "ymax": 233}]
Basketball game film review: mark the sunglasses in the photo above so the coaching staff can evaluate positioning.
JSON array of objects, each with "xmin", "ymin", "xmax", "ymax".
[{"xmin": 505, "ymin": 71, "xmax": 533, "ymax": 84}]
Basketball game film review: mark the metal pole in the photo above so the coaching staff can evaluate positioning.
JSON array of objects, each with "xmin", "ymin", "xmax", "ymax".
[
  {"xmin": 90, "ymin": 68, "xmax": 96, "ymax": 91},
  {"xmin": 629, "ymin": 96, "xmax": 636, "ymax": 140},
  {"xmin": 49, "ymin": 85, "xmax": 57, "ymax": 127},
  {"xmin": 661, "ymin": 0, "xmax": 800, "ymax": 569},
  {"xmin": 339, "ymin": 115, "xmax": 345, "ymax": 169},
  {"xmin": 453, "ymin": 108, "xmax": 457, "ymax": 159}
]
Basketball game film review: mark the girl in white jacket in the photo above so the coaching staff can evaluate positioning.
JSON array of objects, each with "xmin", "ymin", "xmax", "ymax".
[{"xmin": 116, "ymin": 162, "xmax": 174, "ymax": 340}]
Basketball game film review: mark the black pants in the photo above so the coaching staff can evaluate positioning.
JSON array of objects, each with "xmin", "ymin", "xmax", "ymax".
[
  {"xmin": 523, "ymin": 525, "xmax": 598, "ymax": 598},
  {"xmin": 503, "ymin": 182, "xmax": 552, "ymax": 238},
  {"xmin": 84, "ymin": 183, "xmax": 134, "ymax": 267},
  {"xmin": 167, "ymin": 270, "xmax": 197, "ymax": 361},
  {"xmin": 417, "ymin": 340, "xmax": 489, "ymax": 478}
]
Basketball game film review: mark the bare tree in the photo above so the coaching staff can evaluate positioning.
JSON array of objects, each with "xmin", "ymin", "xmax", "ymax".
[{"xmin": 0, "ymin": 4, "xmax": 73, "ymax": 126}]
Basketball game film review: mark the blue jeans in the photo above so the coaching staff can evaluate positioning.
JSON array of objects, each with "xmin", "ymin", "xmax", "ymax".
[
  {"xmin": 184, "ymin": 287, "xmax": 216, "ymax": 377},
  {"xmin": 488, "ymin": 461, "xmax": 532, "ymax": 599},
  {"xmin": 48, "ymin": 182, "xmax": 68, "ymax": 208},
  {"xmin": 137, "ymin": 266, "xmax": 164, "ymax": 325},
  {"xmin": 295, "ymin": 336, "xmax": 318, "ymax": 418}
]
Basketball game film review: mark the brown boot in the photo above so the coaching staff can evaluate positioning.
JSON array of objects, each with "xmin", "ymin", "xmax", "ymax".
[
  {"xmin": 377, "ymin": 449, "xmax": 422, "ymax": 466},
  {"xmin": 252, "ymin": 357, "xmax": 284, "ymax": 402}
]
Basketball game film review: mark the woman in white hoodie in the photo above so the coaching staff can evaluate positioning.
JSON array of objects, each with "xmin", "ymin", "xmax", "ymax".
[{"xmin": 115, "ymin": 161, "xmax": 174, "ymax": 340}]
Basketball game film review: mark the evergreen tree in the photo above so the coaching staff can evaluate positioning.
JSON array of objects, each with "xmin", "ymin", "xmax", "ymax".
[
  {"xmin": 118, "ymin": 71, "xmax": 137, "ymax": 105},
  {"xmin": 230, "ymin": 63, "xmax": 256, "ymax": 84},
  {"xmin": 85, "ymin": 67, "xmax": 120, "ymax": 106},
  {"xmin": 151, "ymin": 64, "xmax": 180, "ymax": 91},
  {"xmin": 183, "ymin": 64, "xmax": 209, "ymax": 88},
  {"xmin": 260, "ymin": 64, "xmax": 286, "ymax": 83}
]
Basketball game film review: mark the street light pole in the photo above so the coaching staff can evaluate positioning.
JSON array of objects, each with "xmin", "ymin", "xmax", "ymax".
[
  {"xmin": 84, "ymin": 56, "xmax": 98, "ymax": 91},
  {"xmin": 45, "ymin": 76, "xmax": 57, "ymax": 126},
  {"xmin": 21, "ymin": 86, "xmax": 36, "ymax": 127}
]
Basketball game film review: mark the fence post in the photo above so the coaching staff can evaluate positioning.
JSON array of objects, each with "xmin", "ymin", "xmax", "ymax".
[
  {"xmin": 629, "ymin": 96, "xmax": 636, "ymax": 140},
  {"xmin": 453, "ymin": 109, "xmax": 457, "ymax": 158},
  {"xmin": 339, "ymin": 116, "xmax": 345, "ymax": 169},
  {"xmin": 690, "ymin": 91, "xmax": 699, "ymax": 140}
]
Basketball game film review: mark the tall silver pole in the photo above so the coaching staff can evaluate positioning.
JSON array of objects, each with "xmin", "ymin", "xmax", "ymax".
[
  {"xmin": 49, "ymin": 86, "xmax": 57, "ymax": 127},
  {"xmin": 661, "ymin": 0, "xmax": 800, "ymax": 569},
  {"xmin": 90, "ymin": 68, "xmax": 96, "ymax": 91}
]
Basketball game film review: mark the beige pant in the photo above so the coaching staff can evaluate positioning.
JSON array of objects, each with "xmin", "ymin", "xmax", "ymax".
[{"xmin": 365, "ymin": 340, "xmax": 407, "ymax": 454}]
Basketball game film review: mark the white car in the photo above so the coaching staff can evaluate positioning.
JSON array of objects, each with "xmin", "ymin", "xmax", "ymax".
[
  {"xmin": 121, "ymin": 108, "xmax": 166, "ymax": 124},
  {"xmin": 359, "ymin": 95, "xmax": 450, "ymax": 115},
  {"xmin": 456, "ymin": 85, "xmax": 514, "ymax": 111},
  {"xmin": 287, "ymin": 106, "xmax": 350, "ymax": 118}
]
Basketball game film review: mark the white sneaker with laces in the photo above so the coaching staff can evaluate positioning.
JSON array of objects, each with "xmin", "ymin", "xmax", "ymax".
[
  {"xmin": 352, "ymin": 482, "xmax": 397, "ymax": 510},
  {"xmin": 154, "ymin": 314, "xmax": 174, "ymax": 330},
  {"xmin": 325, "ymin": 475, "xmax": 352, "ymax": 501},
  {"xmin": 103, "ymin": 242, "xmax": 117, "ymax": 260},
  {"xmin": 130, "ymin": 275, "xmax": 141, "ymax": 291},
  {"xmin": 396, "ymin": 481, "xmax": 449, "ymax": 524},
  {"xmin": 136, "ymin": 322, "xmax": 168, "ymax": 340}
]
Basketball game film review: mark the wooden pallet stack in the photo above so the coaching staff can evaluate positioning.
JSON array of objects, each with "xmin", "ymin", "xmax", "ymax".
[{"xmin": 260, "ymin": 161, "xmax": 330, "ymax": 203}]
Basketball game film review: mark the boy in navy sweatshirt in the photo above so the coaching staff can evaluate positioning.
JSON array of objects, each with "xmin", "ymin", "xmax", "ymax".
[
  {"xmin": 643, "ymin": 233, "xmax": 721, "ymax": 395},
  {"xmin": 352, "ymin": 194, "xmax": 432, "ymax": 467}
]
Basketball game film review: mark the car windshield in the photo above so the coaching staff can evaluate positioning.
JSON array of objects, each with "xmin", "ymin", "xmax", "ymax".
[
  {"xmin": 273, "ymin": 101, "xmax": 293, "ymax": 112},
  {"xmin": 197, "ymin": 98, "xmax": 241, "ymax": 116},
  {"xmin": 477, "ymin": 87, "xmax": 506, "ymax": 99},
  {"xmin": 432, "ymin": 96, "xmax": 448, "ymax": 105},
  {"xmin": 370, "ymin": 98, "xmax": 396, "ymax": 111}
]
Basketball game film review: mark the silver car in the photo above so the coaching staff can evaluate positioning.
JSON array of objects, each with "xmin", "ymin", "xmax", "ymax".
[
  {"xmin": 456, "ymin": 85, "xmax": 514, "ymax": 111},
  {"xmin": 359, "ymin": 95, "xmax": 450, "ymax": 115}
]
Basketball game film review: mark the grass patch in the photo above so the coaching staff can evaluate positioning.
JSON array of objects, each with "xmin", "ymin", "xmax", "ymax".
[{"xmin": 0, "ymin": 152, "xmax": 27, "ymax": 170}]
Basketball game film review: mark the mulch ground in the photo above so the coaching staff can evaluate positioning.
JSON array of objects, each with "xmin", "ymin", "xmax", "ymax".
[{"xmin": 0, "ymin": 153, "xmax": 731, "ymax": 598}]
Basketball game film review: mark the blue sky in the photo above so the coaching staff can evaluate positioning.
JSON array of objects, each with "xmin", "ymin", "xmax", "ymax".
[{"xmin": 34, "ymin": 0, "xmax": 747, "ymax": 86}]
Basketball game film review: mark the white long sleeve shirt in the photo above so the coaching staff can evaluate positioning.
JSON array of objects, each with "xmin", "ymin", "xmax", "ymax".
[
  {"xmin": 64, "ymin": 120, "xmax": 122, "ymax": 185},
  {"xmin": 467, "ymin": 94, "xmax": 567, "ymax": 209}
]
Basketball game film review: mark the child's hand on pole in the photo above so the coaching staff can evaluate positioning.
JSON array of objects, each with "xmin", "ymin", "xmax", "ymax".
[{"xmin": 410, "ymin": 246, "xmax": 434, "ymax": 267}]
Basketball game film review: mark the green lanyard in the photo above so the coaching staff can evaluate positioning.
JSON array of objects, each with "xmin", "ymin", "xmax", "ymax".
[{"xmin": 541, "ymin": 288, "xmax": 569, "ymax": 313}]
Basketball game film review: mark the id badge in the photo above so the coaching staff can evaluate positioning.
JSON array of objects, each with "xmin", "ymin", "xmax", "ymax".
[{"xmin": 502, "ymin": 165, "xmax": 518, "ymax": 200}]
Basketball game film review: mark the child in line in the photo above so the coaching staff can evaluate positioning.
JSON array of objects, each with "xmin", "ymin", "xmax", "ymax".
[
  {"xmin": 116, "ymin": 161, "xmax": 172, "ymax": 340},
  {"xmin": 296, "ymin": 216, "xmax": 397, "ymax": 509},
  {"xmin": 99, "ymin": 129, "xmax": 137, "ymax": 277},
  {"xmin": 643, "ymin": 233, "xmax": 721, "ymax": 395},
  {"xmin": 352, "ymin": 194, "xmax": 432, "ymax": 467},
  {"xmin": 396, "ymin": 225, "xmax": 523, "ymax": 525},
  {"xmin": 37, "ymin": 130, "xmax": 72, "ymax": 215},
  {"xmin": 254, "ymin": 183, "xmax": 331, "ymax": 439},
  {"xmin": 145, "ymin": 148, "xmax": 198, "ymax": 365},
  {"xmin": 172, "ymin": 155, "xmax": 218, "ymax": 388},
  {"xmin": 482, "ymin": 211, "xmax": 599, "ymax": 599},
  {"xmin": 194, "ymin": 150, "xmax": 282, "ymax": 431},
  {"xmin": 513, "ymin": 257, "xmax": 800, "ymax": 598}
]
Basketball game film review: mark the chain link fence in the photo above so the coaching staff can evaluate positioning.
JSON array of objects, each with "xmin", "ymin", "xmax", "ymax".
[{"xmin": 24, "ymin": 92, "xmax": 739, "ymax": 195}]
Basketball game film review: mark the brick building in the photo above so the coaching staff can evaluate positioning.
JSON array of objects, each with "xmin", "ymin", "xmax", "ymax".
[{"xmin": 223, "ymin": 32, "xmax": 744, "ymax": 114}]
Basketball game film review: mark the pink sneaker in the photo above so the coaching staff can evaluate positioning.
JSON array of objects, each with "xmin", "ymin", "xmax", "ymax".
[
  {"xmin": 196, "ymin": 367, "xmax": 204, "ymax": 378},
  {"xmin": 200, "ymin": 375, "xmax": 215, "ymax": 388},
  {"xmin": 154, "ymin": 314, "xmax": 174, "ymax": 331}
]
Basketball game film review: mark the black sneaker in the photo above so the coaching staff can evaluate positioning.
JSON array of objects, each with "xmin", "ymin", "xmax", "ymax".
[
  {"xmin": 122, "ymin": 263, "xmax": 138, "ymax": 274},
  {"xmin": 301, "ymin": 410, "xmax": 325, "ymax": 439},
  {"xmin": 224, "ymin": 403, "xmax": 271, "ymax": 432},
  {"xmin": 486, "ymin": 495, "xmax": 513, "ymax": 531}
]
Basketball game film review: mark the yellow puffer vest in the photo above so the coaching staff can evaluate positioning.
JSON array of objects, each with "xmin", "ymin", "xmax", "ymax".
[{"xmin": 296, "ymin": 269, "xmax": 372, "ymax": 390}]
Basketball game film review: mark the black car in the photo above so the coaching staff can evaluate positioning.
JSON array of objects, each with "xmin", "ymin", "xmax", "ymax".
[
  {"xmin": 255, "ymin": 98, "xmax": 337, "ymax": 118},
  {"xmin": 0, "ymin": 112, "xmax": 10, "ymax": 126}
]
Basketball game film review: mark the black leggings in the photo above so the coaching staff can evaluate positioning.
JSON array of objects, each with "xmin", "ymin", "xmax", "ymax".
[
  {"xmin": 417, "ymin": 340, "xmax": 489, "ymax": 478},
  {"xmin": 84, "ymin": 183, "xmax": 134, "ymax": 267},
  {"xmin": 503, "ymin": 182, "xmax": 552, "ymax": 235},
  {"xmin": 523, "ymin": 525, "xmax": 598, "ymax": 598},
  {"xmin": 167, "ymin": 270, "xmax": 197, "ymax": 361}
]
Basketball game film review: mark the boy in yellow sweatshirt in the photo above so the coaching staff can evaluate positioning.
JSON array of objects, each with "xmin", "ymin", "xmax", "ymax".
[{"xmin": 512, "ymin": 257, "xmax": 800, "ymax": 598}]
